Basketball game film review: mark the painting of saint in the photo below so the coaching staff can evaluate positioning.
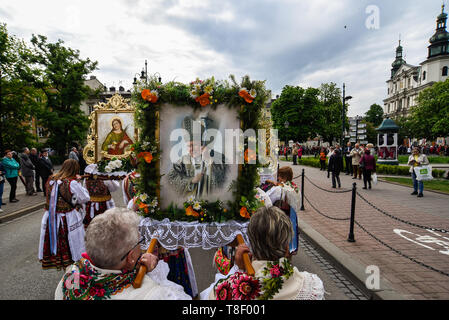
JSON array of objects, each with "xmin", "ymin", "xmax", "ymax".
[
  {"xmin": 101, "ymin": 117, "xmax": 134, "ymax": 156},
  {"xmin": 167, "ymin": 116, "xmax": 228, "ymax": 199}
]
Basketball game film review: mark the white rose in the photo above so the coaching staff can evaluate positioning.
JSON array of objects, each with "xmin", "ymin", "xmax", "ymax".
[
  {"xmin": 114, "ymin": 160, "xmax": 122, "ymax": 168},
  {"xmin": 140, "ymin": 193, "xmax": 148, "ymax": 202},
  {"xmin": 104, "ymin": 166, "xmax": 112, "ymax": 173},
  {"xmin": 193, "ymin": 201, "xmax": 201, "ymax": 211}
]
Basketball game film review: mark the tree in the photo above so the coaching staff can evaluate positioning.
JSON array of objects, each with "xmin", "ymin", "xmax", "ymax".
[
  {"xmin": 408, "ymin": 79, "xmax": 449, "ymax": 139},
  {"xmin": 271, "ymin": 85, "xmax": 322, "ymax": 144},
  {"xmin": 0, "ymin": 23, "xmax": 44, "ymax": 153},
  {"xmin": 318, "ymin": 83, "xmax": 344, "ymax": 144},
  {"xmin": 364, "ymin": 104, "xmax": 384, "ymax": 127},
  {"xmin": 29, "ymin": 35, "xmax": 98, "ymax": 157}
]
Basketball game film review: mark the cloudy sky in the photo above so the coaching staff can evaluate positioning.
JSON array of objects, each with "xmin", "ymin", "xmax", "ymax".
[{"xmin": 0, "ymin": 0, "xmax": 446, "ymax": 116}]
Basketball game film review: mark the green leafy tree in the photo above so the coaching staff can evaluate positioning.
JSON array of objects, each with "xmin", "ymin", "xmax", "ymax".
[
  {"xmin": 408, "ymin": 79, "xmax": 449, "ymax": 139},
  {"xmin": 318, "ymin": 83, "xmax": 345, "ymax": 144},
  {"xmin": 29, "ymin": 35, "xmax": 98, "ymax": 157},
  {"xmin": 271, "ymin": 85, "xmax": 322, "ymax": 144},
  {"xmin": 364, "ymin": 104, "xmax": 384, "ymax": 127},
  {"xmin": 0, "ymin": 23, "xmax": 44, "ymax": 153}
]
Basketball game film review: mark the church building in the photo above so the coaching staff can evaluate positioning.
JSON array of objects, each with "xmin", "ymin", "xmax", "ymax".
[{"xmin": 383, "ymin": 5, "xmax": 449, "ymax": 118}]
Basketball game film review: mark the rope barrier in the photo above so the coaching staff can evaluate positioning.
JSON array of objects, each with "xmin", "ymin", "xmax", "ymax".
[
  {"xmin": 304, "ymin": 194, "xmax": 351, "ymax": 221},
  {"xmin": 356, "ymin": 191, "xmax": 449, "ymax": 234},
  {"xmin": 355, "ymin": 220, "xmax": 449, "ymax": 278},
  {"xmin": 304, "ymin": 175, "xmax": 353, "ymax": 194},
  {"xmin": 296, "ymin": 168, "xmax": 449, "ymax": 277}
]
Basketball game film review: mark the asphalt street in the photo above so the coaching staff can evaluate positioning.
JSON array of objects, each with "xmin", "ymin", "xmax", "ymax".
[{"xmin": 0, "ymin": 188, "xmax": 367, "ymax": 300}]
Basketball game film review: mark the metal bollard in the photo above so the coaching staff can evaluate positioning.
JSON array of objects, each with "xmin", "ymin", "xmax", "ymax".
[
  {"xmin": 300, "ymin": 169, "xmax": 305, "ymax": 211},
  {"xmin": 348, "ymin": 182, "xmax": 357, "ymax": 242}
]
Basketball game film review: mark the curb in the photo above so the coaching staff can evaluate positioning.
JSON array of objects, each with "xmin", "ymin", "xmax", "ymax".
[
  {"xmin": 0, "ymin": 202, "xmax": 45, "ymax": 224},
  {"xmin": 297, "ymin": 216, "xmax": 409, "ymax": 300}
]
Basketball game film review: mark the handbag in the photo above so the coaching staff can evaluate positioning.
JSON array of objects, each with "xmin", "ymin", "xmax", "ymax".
[
  {"xmin": 414, "ymin": 165, "xmax": 433, "ymax": 181},
  {"xmin": 372, "ymin": 173, "xmax": 378, "ymax": 185}
]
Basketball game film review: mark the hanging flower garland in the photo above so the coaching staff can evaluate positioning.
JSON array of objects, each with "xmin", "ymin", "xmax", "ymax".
[
  {"xmin": 189, "ymin": 78, "xmax": 218, "ymax": 107},
  {"xmin": 132, "ymin": 75, "xmax": 269, "ymax": 222}
]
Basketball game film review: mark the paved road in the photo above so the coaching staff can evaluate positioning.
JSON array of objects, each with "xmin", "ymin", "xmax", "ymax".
[
  {"xmin": 0, "ymin": 186, "xmax": 367, "ymax": 300},
  {"xmin": 284, "ymin": 160, "xmax": 449, "ymax": 299}
]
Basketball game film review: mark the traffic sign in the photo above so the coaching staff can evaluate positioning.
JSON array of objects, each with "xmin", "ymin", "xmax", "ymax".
[
  {"xmin": 357, "ymin": 130, "xmax": 366, "ymax": 134},
  {"xmin": 358, "ymin": 123, "xmax": 367, "ymax": 128},
  {"xmin": 349, "ymin": 138, "xmax": 356, "ymax": 143}
]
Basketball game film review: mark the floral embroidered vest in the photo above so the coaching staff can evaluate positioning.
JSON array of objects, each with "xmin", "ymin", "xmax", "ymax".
[
  {"xmin": 85, "ymin": 179, "xmax": 111, "ymax": 202},
  {"xmin": 45, "ymin": 179, "xmax": 75, "ymax": 212}
]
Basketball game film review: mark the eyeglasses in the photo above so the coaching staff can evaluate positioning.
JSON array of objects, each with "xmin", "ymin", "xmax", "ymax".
[{"xmin": 120, "ymin": 237, "xmax": 145, "ymax": 261}]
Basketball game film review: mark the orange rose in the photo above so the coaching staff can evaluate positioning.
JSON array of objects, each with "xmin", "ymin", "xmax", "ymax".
[
  {"xmin": 148, "ymin": 93, "xmax": 158, "ymax": 103},
  {"xmin": 186, "ymin": 206, "xmax": 200, "ymax": 217},
  {"xmin": 239, "ymin": 90, "xmax": 254, "ymax": 103},
  {"xmin": 138, "ymin": 152, "xmax": 153, "ymax": 164},
  {"xmin": 196, "ymin": 93, "xmax": 210, "ymax": 107},
  {"xmin": 244, "ymin": 149, "xmax": 257, "ymax": 163},
  {"xmin": 240, "ymin": 207, "xmax": 250, "ymax": 219},
  {"xmin": 141, "ymin": 89, "xmax": 151, "ymax": 101}
]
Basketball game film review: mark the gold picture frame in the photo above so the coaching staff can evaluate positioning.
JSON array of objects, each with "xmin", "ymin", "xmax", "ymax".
[{"xmin": 84, "ymin": 94, "xmax": 138, "ymax": 164}]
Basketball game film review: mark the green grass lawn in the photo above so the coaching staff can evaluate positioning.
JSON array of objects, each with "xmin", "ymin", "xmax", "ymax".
[{"xmin": 381, "ymin": 177, "xmax": 449, "ymax": 194}]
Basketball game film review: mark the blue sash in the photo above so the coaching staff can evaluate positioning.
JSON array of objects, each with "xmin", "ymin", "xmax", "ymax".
[{"xmin": 289, "ymin": 206, "xmax": 299, "ymax": 254}]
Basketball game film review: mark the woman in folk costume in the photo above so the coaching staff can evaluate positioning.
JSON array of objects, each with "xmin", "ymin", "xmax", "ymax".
[
  {"xmin": 122, "ymin": 171, "xmax": 199, "ymax": 298},
  {"xmin": 201, "ymin": 206, "xmax": 324, "ymax": 300},
  {"xmin": 55, "ymin": 208, "xmax": 191, "ymax": 300},
  {"xmin": 263, "ymin": 166, "xmax": 301, "ymax": 255},
  {"xmin": 39, "ymin": 159, "xmax": 90, "ymax": 270},
  {"xmin": 82, "ymin": 164, "xmax": 120, "ymax": 228}
]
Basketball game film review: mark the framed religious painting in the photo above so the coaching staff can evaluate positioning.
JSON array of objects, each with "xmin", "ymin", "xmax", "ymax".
[
  {"xmin": 131, "ymin": 75, "xmax": 271, "ymax": 223},
  {"xmin": 84, "ymin": 93, "xmax": 138, "ymax": 164},
  {"xmin": 159, "ymin": 104, "xmax": 240, "ymax": 209}
]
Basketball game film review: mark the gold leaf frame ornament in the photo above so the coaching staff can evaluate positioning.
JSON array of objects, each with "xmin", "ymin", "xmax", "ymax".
[{"xmin": 84, "ymin": 93, "xmax": 137, "ymax": 164}]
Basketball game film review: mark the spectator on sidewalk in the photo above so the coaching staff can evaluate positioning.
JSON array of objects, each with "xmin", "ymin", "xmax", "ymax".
[
  {"xmin": 0, "ymin": 161, "xmax": 6, "ymax": 213},
  {"xmin": 202, "ymin": 206, "xmax": 324, "ymax": 300},
  {"xmin": 77, "ymin": 145, "xmax": 87, "ymax": 175},
  {"xmin": 328, "ymin": 149, "xmax": 343, "ymax": 189},
  {"xmin": 2, "ymin": 150, "xmax": 20, "ymax": 203},
  {"xmin": 292, "ymin": 144, "xmax": 298, "ymax": 165},
  {"xmin": 359, "ymin": 149, "xmax": 376, "ymax": 190},
  {"xmin": 68, "ymin": 147, "xmax": 79, "ymax": 162},
  {"xmin": 344, "ymin": 142, "xmax": 353, "ymax": 176},
  {"xmin": 298, "ymin": 145, "xmax": 303, "ymax": 160},
  {"xmin": 38, "ymin": 149, "xmax": 54, "ymax": 196},
  {"xmin": 319, "ymin": 148, "xmax": 327, "ymax": 171},
  {"xmin": 29, "ymin": 148, "xmax": 43, "ymax": 192},
  {"xmin": 408, "ymin": 147, "xmax": 429, "ymax": 198},
  {"xmin": 350, "ymin": 143, "xmax": 364, "ymax": 180},
  {"xmin": 19, "ymin": 147, "xmax": 37, "ymax": 196}
]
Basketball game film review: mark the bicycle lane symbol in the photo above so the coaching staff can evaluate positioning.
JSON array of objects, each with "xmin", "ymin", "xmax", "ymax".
[{"xmin": 393, "ymin": 229, "xmax": 449, "ymax": 256}]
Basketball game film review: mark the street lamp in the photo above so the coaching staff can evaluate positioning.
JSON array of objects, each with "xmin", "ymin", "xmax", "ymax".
[
  {"xmin": 284, "ymin": 120, "xmax": 290, "ymax": 148},
  {"xmin": 133, "ymin": 60, "xmax": 148, "ymax": 85},
  {"xmin": 341, "ymin": 83, "xmax": 353, "ymax": 148}
]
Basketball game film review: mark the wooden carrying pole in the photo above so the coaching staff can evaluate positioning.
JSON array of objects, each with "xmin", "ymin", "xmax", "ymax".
[
  {"xmin": 236, "ymin": 234, "xmax": 255, "ymax": 276},
  {"xmin": 132, "ymin": 238, "xmax": 158, "ymax": 289}
]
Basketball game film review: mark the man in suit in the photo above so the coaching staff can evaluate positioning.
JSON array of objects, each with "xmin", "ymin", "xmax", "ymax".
[
  {"xmin": 38, "ymin": 149, "xmax": 54, "ymax": 196},
  {"xmin": 29, "ymin": 148, "xmax": 42, "ymax": 192},
  {"xmin": 19, "ymin": 147, "xmax": 37, "ymax": 196}
]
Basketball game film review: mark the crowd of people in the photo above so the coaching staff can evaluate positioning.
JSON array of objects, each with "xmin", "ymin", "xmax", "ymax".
[{"xmin": 398, "ymin": 144, "xmax": 449, "ymax": 156}]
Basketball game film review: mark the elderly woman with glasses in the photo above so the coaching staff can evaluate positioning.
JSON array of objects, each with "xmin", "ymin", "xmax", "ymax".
[
  {"xmin": 55, "ymin": 207, "xmax": 192, "ymax": 300},
  {"xmin": 201, "ymin": 206, "xmax": 324, "ymax": 300}
]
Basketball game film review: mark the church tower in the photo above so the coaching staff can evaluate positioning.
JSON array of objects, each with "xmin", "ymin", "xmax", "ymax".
[
  {"xmin": 428, "ymin": 4, "xmax": 449, "ymax": 58},
  {"xmin": 391, "ymin": 40, "xmax": 406, "ymax": 78}
]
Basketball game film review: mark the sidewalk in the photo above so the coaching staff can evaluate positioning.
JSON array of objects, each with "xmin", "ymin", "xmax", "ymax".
[
  {"xmin": 283, "ymin": 161, "xmax": 449, "ymax": 300},
  {"xmin": 1, "ymin": 166, "xmax": 62, "ymax": 223}
]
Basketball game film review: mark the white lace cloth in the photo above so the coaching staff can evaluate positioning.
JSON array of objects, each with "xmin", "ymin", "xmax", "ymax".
[{"xmin": 139, "ymin": 218, "xmax": 250, "ymax": 250}]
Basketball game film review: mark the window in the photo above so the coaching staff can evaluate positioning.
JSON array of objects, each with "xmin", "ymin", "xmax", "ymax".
[
  {"xmin": 37, "ymin": 127, "xmax": 45, "ymax": 138},
  {"xmin": 88, "ymin": 104, "xmax": 95, "ymax": 114},
  {"xmin": 443, "ymin": 67, "xmax": 448, "ymax": 77},
  {"xmin": 423, "ymin": 71, "xmax": 427, "ymax": 81}
]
